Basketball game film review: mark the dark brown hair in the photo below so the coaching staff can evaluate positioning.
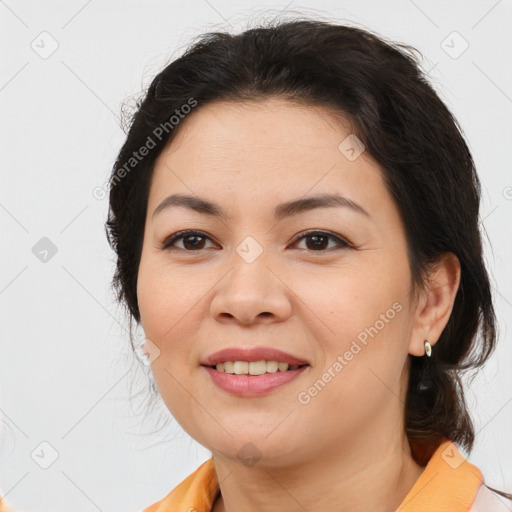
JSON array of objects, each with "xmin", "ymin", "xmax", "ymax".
[{"xmin": 105, "ymin": 17, "xmax": 511, "ymax": 499}]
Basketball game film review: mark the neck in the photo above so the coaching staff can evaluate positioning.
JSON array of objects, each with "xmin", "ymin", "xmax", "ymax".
[{"xmin": 212, "ymin": 431, "xmax": 425, "ymax": 512}]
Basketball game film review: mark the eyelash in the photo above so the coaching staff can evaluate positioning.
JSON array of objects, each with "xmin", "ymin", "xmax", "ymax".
[{"xmin": 161, "ymin": 229, "xmax": 353, "ymax": 254}]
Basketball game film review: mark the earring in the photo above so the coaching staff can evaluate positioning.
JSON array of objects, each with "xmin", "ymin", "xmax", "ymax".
[{"xmin": 424, "ymin": 339, "xmax": 432, "ymax": 357}]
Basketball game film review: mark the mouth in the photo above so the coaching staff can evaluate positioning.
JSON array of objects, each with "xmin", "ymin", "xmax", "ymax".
[
  {"xmin": 201, "ymin": 362, "xmax": 311, "ymax": 396},
  {"xmin": 203, "ymin": 361, "xmax": 310, "ymax": 375},
  {"xmin": 200, "ymin": 347, "xmax": 311, "ymax": 395},
  {"xmin": 200, "ymin": 346, "xmax": 310, "ymax": 369}
]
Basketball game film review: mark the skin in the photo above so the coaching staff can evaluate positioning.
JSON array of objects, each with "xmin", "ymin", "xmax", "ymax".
[{"xmin": 137, "ymin": 97, "xmax": 461, "ymax": 512}]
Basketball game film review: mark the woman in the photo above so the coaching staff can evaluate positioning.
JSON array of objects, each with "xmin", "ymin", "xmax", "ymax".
[{"xmin": 105, "ymin": 18, "xmax": 512, "ymax": 512}]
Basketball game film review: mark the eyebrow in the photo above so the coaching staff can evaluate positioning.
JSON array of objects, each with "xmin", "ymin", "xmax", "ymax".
[{"xmin": 152, "ymin": 193, "xmax": 371, "ymax": 222}]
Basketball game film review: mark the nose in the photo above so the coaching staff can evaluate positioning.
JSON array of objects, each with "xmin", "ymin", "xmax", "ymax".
[{"xmin": 209, "ymin": 259, "xmax": 293, "ymax": 325}]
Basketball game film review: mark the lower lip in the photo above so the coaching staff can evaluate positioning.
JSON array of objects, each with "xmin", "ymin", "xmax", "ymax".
[{"xmin": 201, "ymin": 365, "xmax": 310, "ymax": 397}]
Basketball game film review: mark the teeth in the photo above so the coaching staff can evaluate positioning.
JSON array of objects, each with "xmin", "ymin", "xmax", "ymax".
[
  {"xmin": 278, "ymin": 362, "xmax": 289, "ymax": 372},
  {"xmin": 233, "ymin": 361, "xmax": 249, "ymax": 374},
  {"xmin": 248, "ymin": 361, "xmax": 266, "ymax": 375},
  {"xmin": 214, "ymin": 360, "xmax": 303, "ymax": 374},
  {"xmin": 266, "ymin": 361, "xmax": 278, "ymax": 373}
]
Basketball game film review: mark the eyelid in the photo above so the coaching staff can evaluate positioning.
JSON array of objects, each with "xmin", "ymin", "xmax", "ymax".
[
  {"xmin": 161, "ymin": 228, "xmax": 355, "ymax": 253},
  {"xmin": 291, "ymin": 229, "xmax": 353, "ymax": 250},
  {"xmin": 161, "ymin": 229, "xmax": 216, "ymax": 250}
]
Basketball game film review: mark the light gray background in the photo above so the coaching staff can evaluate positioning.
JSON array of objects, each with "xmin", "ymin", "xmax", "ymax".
[{"xmin": 1, "ymin": 1, "xmax": 511, "ymax": 511}]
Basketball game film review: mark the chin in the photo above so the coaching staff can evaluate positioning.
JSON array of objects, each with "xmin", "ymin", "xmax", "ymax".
[{"xmin": 208, "ymin": 435, "xmax": 305, "ymax": 467}]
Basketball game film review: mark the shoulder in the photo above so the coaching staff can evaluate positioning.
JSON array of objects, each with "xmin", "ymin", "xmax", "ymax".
[{"xmin": 141, "ymin": 458, "xmax": 219, "ymax": 512}]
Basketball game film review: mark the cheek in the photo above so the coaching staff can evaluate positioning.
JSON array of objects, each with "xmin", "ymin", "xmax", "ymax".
[
  {"xmin": 137, "ymin": 256, "xmax": 200, "ymax": 343},
  {"xmin": 301, "ymin": 286, "xmax": 409, "ymax": 435},
  {"xmin": 137, "ymin": 262, "xmax": 202, "ymax": 419},
  {"xmin": 137, "ymin": 262, "xmax": 166, "ymax": 338},
  {"xmin": 311, "ymin": 260, "xmax": 410, "ymax": 379},
  {"xmin": 310, "ymin": 262, "xmax": 399, "ymax": 329}
]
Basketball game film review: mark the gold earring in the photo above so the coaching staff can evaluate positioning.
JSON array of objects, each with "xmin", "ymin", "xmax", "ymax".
[{"xmin": 424, "ymin": 339, "xmax": 432, "ymax": 357}]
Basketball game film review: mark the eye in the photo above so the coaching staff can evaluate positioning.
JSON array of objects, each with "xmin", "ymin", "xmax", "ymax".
[
  {"xmin": 161, "ymin": 229, "xmax": 353, "ymax": 253},
  {"xmin": 162, "ymin": 230, "xmax": 216, "ymax": 251},
  {"xmin": 291, "ymin": 230, "xmax": 353, "ymax": 253}
]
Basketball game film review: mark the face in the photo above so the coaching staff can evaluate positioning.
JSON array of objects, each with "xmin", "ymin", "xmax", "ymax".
[{"xmin": 137, "ymin": 97, "xmax": 420, "ymax": 465}]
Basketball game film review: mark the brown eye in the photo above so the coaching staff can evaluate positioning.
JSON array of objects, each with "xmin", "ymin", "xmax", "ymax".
[
  {"xmin": 292, "ymin": 230, "xmax": 352, "ymax": 253},
  {"xmin": 162, "ymin": 229, "xmax": 352, "ymax": 253},
  {"xmin": 162, "ymin": 230, "xmax": 215, "ymax": 251}
]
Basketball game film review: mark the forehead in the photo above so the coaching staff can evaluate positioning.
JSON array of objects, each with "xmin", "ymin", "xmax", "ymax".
[
  {"xmin": 160, "ymin": 97, "xmax": 357, "ymax": 159},
  {"xmin": 149, "ymin": 97, "xmax": 389, "ymax": 218}
]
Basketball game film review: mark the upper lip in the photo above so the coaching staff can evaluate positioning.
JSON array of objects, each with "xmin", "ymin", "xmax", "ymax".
[{"xmin": 200, "ymin": 347, "xmax": 310, "ymax": 366}]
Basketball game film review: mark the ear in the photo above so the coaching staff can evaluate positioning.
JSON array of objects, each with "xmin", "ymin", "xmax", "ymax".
[{"xmin": 408, "ymin": 252, "xmax": 461, "ymax": 357}]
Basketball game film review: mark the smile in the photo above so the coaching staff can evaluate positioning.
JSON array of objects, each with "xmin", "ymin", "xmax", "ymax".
[{"xmin": 201, "ymin": 363, "xmax": 310, "ymax": 396}]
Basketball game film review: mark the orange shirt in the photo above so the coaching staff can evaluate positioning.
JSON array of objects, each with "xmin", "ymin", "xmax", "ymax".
[{"xmin": 142, "ymin": 439, "xmax": 510, "ymax": 512}]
